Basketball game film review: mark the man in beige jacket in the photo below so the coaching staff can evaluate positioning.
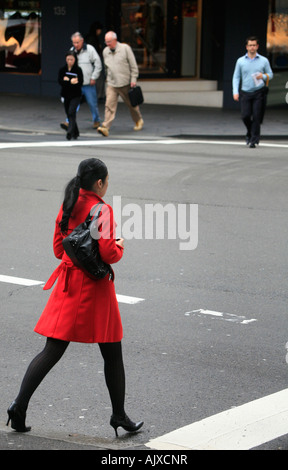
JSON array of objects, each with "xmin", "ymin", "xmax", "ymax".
[{"xmin": 98, "ymin": 31, "xmax": 144, "ymax": 137}]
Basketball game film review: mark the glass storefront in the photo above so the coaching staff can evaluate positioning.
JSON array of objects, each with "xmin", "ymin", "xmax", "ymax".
[
  {"xmin": 0, "ymin": 0, "xmax": 285, "ymax": 106},
  {"xmin": 120, "ymin": 0, "xmax": 199, "ymax": 76},
  {"xmin": 0, "ymin": 0, "xmax": 41, "ymax": 73},
  {"xmin": 120, "ymin": 0, "xmax": 168, "ymax": 74},
  {"xmin": 181, "ymin": 0, "xmax": 198, "ymax": 76},
  {"xmin": 267, "ymin": 0, "xmax": 288, "ymax": 68}
]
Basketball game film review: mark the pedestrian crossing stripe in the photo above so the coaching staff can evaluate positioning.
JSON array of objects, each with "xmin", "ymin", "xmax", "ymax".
[
  {"xmin": 0, "ymin": 275, "xmax": 144, "ymax": 305},
  {"xmin": 0, "ymin": 274, "xmax": 43, "ymax": 286},
  {"xmin": 1, "ymin": 139, "xmax": 288, "ymax": 150},
  {"xmin": 145, "ymin": 388, "xmax": 288, "ymax": 450}
]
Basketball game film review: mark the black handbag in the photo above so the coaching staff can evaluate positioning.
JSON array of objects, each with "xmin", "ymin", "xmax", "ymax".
[
  {"xmin": 62, "ymin": 202, "xmax": 113, "ymax": 281},
  {"xmin": 128, "ymin": 86, "xmax": 144, "ymax": 107},
  {"xmin": 263, "ymin": 73, "xmax": 270, "ymax": 95}
]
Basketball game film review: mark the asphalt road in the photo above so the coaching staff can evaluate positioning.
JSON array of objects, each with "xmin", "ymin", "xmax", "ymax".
[{"xmin": 0, "ymin": 130, "xmax": 288, "ymax": 451}]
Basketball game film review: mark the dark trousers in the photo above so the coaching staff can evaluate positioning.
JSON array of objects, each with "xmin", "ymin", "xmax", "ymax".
[
  {"xmin": 14, "ymin": 338, "xmax": 126, "ymax": 417},
  {"xmin": 64, "ymin": 96, "xmax": 81, "ymax": 138},
  {"xmin": 240, "ymin": 88, "xmax": 266, "ymax": 145}
]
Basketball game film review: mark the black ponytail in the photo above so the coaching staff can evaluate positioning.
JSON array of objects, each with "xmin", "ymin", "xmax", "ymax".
[
  {"xmin": 59, "ymin": 176, "xmax": 81, "ymax": 234},
  {"xmin": 59, "ymin": 158, "xmax": 108, "ymax": 234}
]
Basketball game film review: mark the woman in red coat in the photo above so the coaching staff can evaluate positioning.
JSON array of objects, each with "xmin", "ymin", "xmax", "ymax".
[{"xmin": 7, "ymin": 158, "xmax": 143, "ymax": 437}]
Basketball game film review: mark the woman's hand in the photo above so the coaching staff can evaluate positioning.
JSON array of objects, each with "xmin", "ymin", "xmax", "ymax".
[
  {"xmin": 116, "ymin": 238, "xmax": 124, "ymax": 248},
  {"xmin": 71, "ymin": 77, "xmax": 78, "ymax": 84}
]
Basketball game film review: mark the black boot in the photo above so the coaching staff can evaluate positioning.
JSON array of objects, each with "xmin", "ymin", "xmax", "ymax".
[
  {"xmin": 110, "ymin": 413, "xmax": 143, "ymax": 437},
  {"xmin": 7, "ymin": 401, "xmax": 31, "ymax": 432}
]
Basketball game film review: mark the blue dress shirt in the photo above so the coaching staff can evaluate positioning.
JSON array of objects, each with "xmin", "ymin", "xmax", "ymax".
[{"xmin": 232, "ymin": 53, "xmax": 273, "ymax": 95}]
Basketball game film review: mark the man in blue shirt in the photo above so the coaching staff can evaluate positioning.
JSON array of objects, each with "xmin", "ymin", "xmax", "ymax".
[{"xmin": 232, "ymin": 36, "xmax": 273, "ymax": 148}]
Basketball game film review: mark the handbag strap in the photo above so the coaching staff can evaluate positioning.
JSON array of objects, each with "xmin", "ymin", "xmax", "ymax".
[
  {"xmin": 86, "ymin": 202, "xmax": 104, "ymax": 241},
  {"xmin": 91, "ymin": 202, "xmax": 104, "ymax": 223},
  {"xmin": 84, "ymin": 202, "xmax": 104, "ymax": 223}
]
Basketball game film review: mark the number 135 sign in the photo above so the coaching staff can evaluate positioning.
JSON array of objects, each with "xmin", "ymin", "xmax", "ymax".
[{"xmin": 54, "ymin": 6, "xmax": 67, "ymax": 15}]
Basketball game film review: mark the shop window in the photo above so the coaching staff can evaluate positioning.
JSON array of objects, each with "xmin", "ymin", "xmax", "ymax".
[
  {"xmin": 181, "ymin": 1, "xmax": 198, "ymax": 76},
  {"xmin": 121, "ymin": 0, "xmax": 167, "ymax": 74},
  {"xmin": 0, "ymin": 1, "xmax": 41, "ymax": 73},
  {"xmin": 267, "ymin": 0, "xmax": 288, "ymax": 68}
]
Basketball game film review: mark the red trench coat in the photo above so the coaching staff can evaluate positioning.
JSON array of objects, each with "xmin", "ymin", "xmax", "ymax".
[{"xmin": 34, "ymin": 189, "xmax": 124, "ymax": 343}]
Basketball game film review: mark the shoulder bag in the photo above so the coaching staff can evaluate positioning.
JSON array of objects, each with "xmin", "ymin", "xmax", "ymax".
[{"xmin": 62, "ymin": 202, "xmax": 113, "ymax": 281}]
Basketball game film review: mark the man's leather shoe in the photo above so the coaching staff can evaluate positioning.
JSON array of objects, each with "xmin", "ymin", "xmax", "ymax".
[
  {"xmin": 134, "ymin": 118, "xmax": 144, "ymax": 131},
  {"xmin": 93, "ymin": 121, "xmax": 100, "ymax": 129},
  {"xmin": 60, "ymin": 122, "xmax": 68, "ymax": 131},
  {"xmin": 249, "ymin": 143, "xmax": 256, "ymax": 148},
  {"xmin": 97, "ymin": 126, "xmax": 109, "ymax": 137}
]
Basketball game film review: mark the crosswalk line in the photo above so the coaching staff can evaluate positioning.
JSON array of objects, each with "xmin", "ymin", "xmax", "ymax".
[
  {"xmin": 1, "ymin": 139, "xmax": 288, "ymax": 150},
  {"xmin": 0, "ymin": 274, "xmax": 43, "ymax": 286},
  {"xmin": 116, "ymin": 294, "xmax": 144, "ymax": 304},
  {"xmin": 0, "ymin": 274, "xmax": 144, "ymax": 305},
  {"xmin": 145, "ymin": 388, "xmax": 288, "ymax": 450}
]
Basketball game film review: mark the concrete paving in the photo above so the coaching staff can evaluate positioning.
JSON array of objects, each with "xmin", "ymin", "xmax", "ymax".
[{"xmin": 0, "ymin": 92, "xmax": 287, "ymax": 141}]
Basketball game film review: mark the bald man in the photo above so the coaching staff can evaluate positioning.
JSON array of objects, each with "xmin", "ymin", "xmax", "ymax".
[{"xmin": 98, "ymin": 31, "xmax": 143, "ymax": 137}]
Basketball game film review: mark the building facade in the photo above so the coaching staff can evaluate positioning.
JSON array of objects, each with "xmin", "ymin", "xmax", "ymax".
[{"xmin": 0, "ymin": 0, "xmax": 287, "ymax": 108}]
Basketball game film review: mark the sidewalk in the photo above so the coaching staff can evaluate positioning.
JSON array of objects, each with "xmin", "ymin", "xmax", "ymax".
[{"xmin": 0, "ymin": 93, "xmax": 287, "ymax": 139}]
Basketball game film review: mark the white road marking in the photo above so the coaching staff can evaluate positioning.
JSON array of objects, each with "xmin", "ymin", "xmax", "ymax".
[
  {"xmin": 116, "ymin": 294, "xmax": 144, "ymax": 304},
  {"xmin": 0, "ymin": 139, "xmax": 288, "ymax": 150},
  {"xmin": 0, "ymin": 275, "xmax": 144, "ymax": 304},
  {"xmin": 145, "ymin": 388, "xmax": 288, "ymax": 450},
  {"xmin": 0, "ymin": 274, "xmax": 44, "ymax": 286},
  {"xmin": 186, "ymin": 308, "xmax": 257, "ymax": 324},
  {"xmin": 0, "ymin": 139, "xmax": 189, "ymax": 149}
]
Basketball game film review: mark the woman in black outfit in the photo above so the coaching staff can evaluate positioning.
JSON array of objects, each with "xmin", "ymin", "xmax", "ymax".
[{"xmin": 58, "ymin": 51, "xmax": 83, "ymax": 140}]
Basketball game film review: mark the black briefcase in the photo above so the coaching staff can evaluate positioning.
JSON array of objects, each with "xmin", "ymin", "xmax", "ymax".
[{"xmin": 128, "ymin": 86, "xmax": 144, "ymax": 107}]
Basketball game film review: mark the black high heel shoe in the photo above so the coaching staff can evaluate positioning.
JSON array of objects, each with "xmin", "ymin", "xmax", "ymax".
[
  {"xmin": 6, "ymin": 401, "xmax": 31, "ymax": 433},
  {"xmin": 110, "ymin": 413, "xmax": 144, "ymax": 437}
]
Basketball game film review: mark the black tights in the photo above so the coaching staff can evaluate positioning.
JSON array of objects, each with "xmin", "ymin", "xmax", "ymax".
[{"xmin": 15, "ymin": 337, "xmax": 125, "ymax": 417}]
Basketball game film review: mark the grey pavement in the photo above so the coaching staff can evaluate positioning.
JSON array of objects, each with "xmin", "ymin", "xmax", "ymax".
[
  {"xmin": 0, "ymin": 92, "xmax": 287, "ymax": 140},
  {"xmin": 0, "ymin": 424, "xmax": 148, "ymax": 451},
  {"xmin": 0, "ymin": 92, "xmax": 287, "ymax": 452}
]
